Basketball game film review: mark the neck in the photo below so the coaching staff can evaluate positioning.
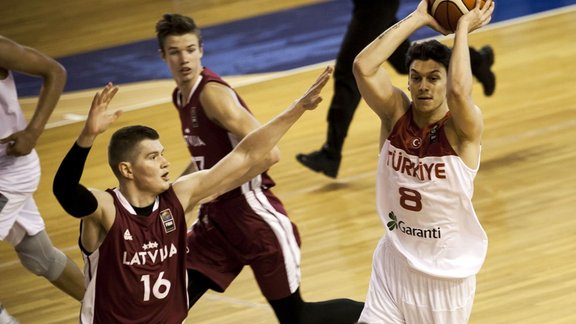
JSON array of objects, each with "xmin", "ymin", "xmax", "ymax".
[
  {"xmin": 118, "ymin": 183, "xmax": 157, "ymax": 208},
  {"xmin": 412, "ymin": 105, "xmax": 448, "ymax": 129},
  {"xmin": 178, "ymin": 74, "xmax": 200, "ymax": 106}
]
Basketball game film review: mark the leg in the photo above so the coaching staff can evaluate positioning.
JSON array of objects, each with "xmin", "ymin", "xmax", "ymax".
[
  {"xmin": 268, "ymin": 288, "xmax": 364, "ymax": 324},
  {"xmin": 14, "ymin": 230, "xmax": 85, "ymax": 301},
  {"xmin": 469, "ymin": 46, "xmax": 496, "ymax": 96},
  {"xmin": 358, "ymin": 238, "xmax": 404, "ymax": 324},
  {"xmin": 185, "ymin": 205, "xmax": 245, "ymax": 307},
  {"xmin": 268, "ymin": 290, "xmax": 304, "ymax": 324},
  {"xmin": 49, "ymin": 256, "xmax": 85, "ymax": 301},
  {"xmin": 2, "ymin": 193, "xmax": 85, "ymax": 301},
  {"xmin": 250, "ymin": 192, "xmax": 363, "ymax": 323},
  {"xmin": 296, "ymin": 0, "xmax": 408, "ymax": 178},
  {"xmin": 186, "ymin": 269, "xmax": 211, "ymax": 308},
  {"xmin": 400, "ymin": 273, "xmax": 476, "ymax": 324},
  {"xmin": 0, "ymin": 304, "xmax": 19, "ymax": 324}
]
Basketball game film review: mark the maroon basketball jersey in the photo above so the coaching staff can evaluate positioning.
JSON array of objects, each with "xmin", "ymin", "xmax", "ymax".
[
  {"xmin": 172, "ymin": 67, "xmax": 275, "ymax": 200},
  {"xmin": 81, "ymin": 187, "xmax": 188, "ymax": 323}
]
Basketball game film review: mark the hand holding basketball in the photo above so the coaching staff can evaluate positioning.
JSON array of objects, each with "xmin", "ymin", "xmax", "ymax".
[{"xmin": 428, "ymin": 0, "xmax": 494, "ymax": 32}]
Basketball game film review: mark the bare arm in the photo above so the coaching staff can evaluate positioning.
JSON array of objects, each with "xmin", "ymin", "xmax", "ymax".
[
  {"xmin": 447, "ymin": 0, "xmax": 494, "ymax": 143},
  {"xmin": 173, "ymin": 66, "xmax": 333, "ymax": 209},
  {"xmin": 180, "ymin": 159, "xmax": 199, "ymax": 177},
  {"xmin": 199, "ymin": 82, "xmax": 280, "ymax": 172},
  {"xmin": 0, "ymin": 36, "xmax": 67, "ymax": 156},
  {"xmin": 352, "ymin": 1, "xmax": 446, "ymax": 122},
  {"xmin": 53, "ymin": 83, "xmax": 123, "ymax": 251}
]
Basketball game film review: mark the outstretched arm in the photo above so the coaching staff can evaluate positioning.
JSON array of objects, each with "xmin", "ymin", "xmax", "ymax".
[
  {"xmin": 0, "ymin": 36, "xmax": 67, "ymax": 156},
  {"xmin": 173, "ymin": 66, "xmax": 333, "ymax": 208}
]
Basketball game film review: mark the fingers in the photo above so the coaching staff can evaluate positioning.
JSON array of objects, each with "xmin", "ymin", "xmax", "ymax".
[
  {"xmin": 482, "ymin": 0, "xmax": 495, "ymax": 23},
  {"xmin": 102, "ymin": 82, "xmax": 119, "ymax": 104},
  {"xmin": 0, "ymin": 134, "xmax": 12, "ymax": 144},
  {"xmin": 478, "ymin": 0, "xmax": 494, "ymax": 16},
  {"xmin": 312, "ymin": 65, "xmax": 333, "ymax": 91},
  {"xmin": 91, "ymin": 82, "xmax": 119, "ymax": 111}
]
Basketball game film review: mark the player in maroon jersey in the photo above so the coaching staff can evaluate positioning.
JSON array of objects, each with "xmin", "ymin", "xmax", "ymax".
[
  {"xmin": 52, "ymin": 65, "xmax": 332, "ymax": 323},
  {"xmin": 156, "ymin": 14, "xmax": 363, "ymax": 324}
]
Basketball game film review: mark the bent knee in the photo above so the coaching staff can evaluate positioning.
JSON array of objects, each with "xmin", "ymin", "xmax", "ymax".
[{"xmin": 15, "ymin": 231, "xmax": 67, "ymax": 281}]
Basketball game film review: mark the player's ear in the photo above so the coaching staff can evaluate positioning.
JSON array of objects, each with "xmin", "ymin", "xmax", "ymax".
[
  {"xmin": 119, "ymin": 162, "xmax": 133, "ymax": 179},
  {"xmin": 159, "ymin": 49, "xmax": 166, "ymax": 60}
]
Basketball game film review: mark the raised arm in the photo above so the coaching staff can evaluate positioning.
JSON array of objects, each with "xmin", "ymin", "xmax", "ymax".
[
  {"xmin": 53, "ymin": 84, "xmax": 122, "ymax": 221},
  {"xmin": 352, "ymin": 0, "xmax": 447, "ymax": 121},
  {"xmin": 0, "ymin": 36, "xmax": 67, "ymax": 156},
  {"xmin": 447, "ymin": 0, "xmax": 494, "ymax": 143},
  {"xmin": 173, "ymin": 66, "xmax": 332, "ymax": 209}
]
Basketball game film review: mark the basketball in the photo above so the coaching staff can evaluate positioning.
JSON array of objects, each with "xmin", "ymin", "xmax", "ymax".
[{"xmin": 428, "ymin": 0, "xmax": 486, "ymax": 32}]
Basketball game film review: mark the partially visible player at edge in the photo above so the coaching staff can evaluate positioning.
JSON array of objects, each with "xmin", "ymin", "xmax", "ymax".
[
  {"xmin": 52, "ymin": 67, "xmax": 333, "ymax": 323},
  {"xmin": 0, "ymin": 35, "xmax": 85, "ymax": 324},
  {"xmin": 353, "ymin": 0, "xmax": 494, "ymax": 322}
]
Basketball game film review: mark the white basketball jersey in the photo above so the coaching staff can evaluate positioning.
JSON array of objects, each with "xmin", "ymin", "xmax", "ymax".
[
  {"xmin": 376, "ymin": 109, "xmax": 487, "ymax": 278},
  {"xmin": 0, "ymin": 72, "xmax": 27, "ymax": 156},
  {"xmin": 0, "ymin": 71, "xmax": 40, "ymax": 192}
]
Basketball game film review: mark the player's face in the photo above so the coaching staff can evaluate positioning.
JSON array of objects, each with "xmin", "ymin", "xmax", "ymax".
[
  {"xmin": 129, "ymin": 139, "xmax": 171, "ymax": 194},
  {"xmin": 408, "ymin": 59, "xmax": 448, "ymax": 114},
  {"xmin": 162, "ymin": 33, "xmax": 203, "ymax": 87}
]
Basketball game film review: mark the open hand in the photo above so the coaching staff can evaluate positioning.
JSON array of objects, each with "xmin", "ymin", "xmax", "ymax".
[
  {"xmin": 297, "ymin": 66, "xmax": 333, "ymax": 110},
  {"xmin": 81, "ymin": 83, "xmax": 122, "ymax": 138}
]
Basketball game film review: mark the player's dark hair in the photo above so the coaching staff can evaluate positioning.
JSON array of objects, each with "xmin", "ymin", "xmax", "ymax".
[
  {"xmin": 155, "ymin": 13, "xmax": 203, "ymax": 52},
  {"xmin": 405, "ymin": 40, "xmax": 451, "ymax": 71},
  {"xmin": 108, "ymin": 125, "xmax": 160, "ymax": 178}
]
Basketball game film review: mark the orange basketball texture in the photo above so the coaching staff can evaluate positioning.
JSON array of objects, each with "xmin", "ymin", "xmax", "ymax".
[{"xmin": 428, "ymin": 0, "xmax": 486, "ymax": 32}]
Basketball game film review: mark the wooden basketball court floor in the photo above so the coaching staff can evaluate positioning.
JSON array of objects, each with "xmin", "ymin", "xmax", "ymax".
[{"xmin": 1, "ymin": 1, "xmax": 576, "ymax": 323}]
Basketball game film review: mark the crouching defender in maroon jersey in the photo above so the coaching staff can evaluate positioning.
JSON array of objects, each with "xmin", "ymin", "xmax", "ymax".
[
  {"xmin": 52, "ymin": 66, "xmax": 332, "ymax": 323},
  {"xmin": 156, "ymin": 13, "xmax": 364, "ymax": 324}
]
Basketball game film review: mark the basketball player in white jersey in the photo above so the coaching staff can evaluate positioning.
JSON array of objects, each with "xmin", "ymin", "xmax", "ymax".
[
  {"xmin": 0, "ymin": 35, "xmax": 85, "ymax": 323},
  {"xmin": 352, "ymin": 0, "xmax": 494, "ymax": 322}
]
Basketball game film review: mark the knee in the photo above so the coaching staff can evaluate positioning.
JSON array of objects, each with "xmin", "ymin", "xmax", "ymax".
[{"xmin": 15, "ymin": 231, "xmax": 67, "ymax": 281}]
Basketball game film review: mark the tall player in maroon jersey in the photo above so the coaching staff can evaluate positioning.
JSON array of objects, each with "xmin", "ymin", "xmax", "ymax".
[
  {"xmin": 52, "ymin": 66, "xmax": 332, "ymax": 323},
  {"xmin": 156, "ymin": 14, "xmax": 363, "ymax": 324}
]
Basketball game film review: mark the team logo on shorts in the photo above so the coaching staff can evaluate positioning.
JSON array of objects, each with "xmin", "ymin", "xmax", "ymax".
[{"xmin": 160, "ymin": 209, "xmax": 176, "ymax": 233}]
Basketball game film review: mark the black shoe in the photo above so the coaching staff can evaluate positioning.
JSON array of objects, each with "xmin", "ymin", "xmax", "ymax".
[
  {"xmin": 474, "ymin": 45, "xmax": 496, "ymax": 96},
  {"xmin": 296, "ymin": 148, "xmax": 341, "ymax": 178}
]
